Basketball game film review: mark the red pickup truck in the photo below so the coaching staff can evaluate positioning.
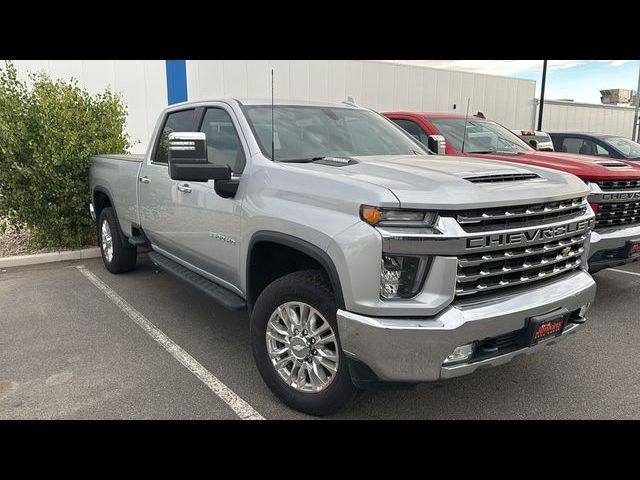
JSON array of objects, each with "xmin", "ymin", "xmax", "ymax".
[{"xmin": 383, "ymin": 111, "xmax": 640, "ymax": 272}]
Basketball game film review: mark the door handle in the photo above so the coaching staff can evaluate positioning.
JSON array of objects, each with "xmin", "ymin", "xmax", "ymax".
[
  {"xmin": 139, "ymin": 176, "xmax": 150, "ymax": 184},
  {"xmin": 177, "ymin": 184, "xmax": 192, "ymax": 194}
]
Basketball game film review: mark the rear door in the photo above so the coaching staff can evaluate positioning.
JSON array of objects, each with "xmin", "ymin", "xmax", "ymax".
[{"xmin": 138, "ymin": 108, "xmax": 197, "ymax": 256}]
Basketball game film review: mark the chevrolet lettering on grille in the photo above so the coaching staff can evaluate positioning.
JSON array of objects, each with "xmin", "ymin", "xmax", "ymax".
[
  {"xmin": 466, "ymin": 219, "xmax": 594, "ymax": 250},
  {"xmin": 601, "ymin": 192, "xmax": 640, "ymax": 202}
]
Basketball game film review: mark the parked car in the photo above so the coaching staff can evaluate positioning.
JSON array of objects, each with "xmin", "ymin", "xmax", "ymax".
[
  {"xmin": 512, "ymin": 129, "xmax": 554, "ymax": 151},
  {"xmin": 549, "ymin": 132, "xmax": 640, "ymax": 161},
  {"xmin": 89, "ymin": 99, "xmax": 596, "ymax": 415},
  {"xmin": 384, "ymin": 111, "xmax": 640, "ymax": 272}
]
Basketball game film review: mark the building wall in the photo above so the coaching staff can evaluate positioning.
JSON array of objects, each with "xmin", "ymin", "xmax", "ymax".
[
  {"xmin": 538, "ymin": 100, "xmax": 637, "ymax": 138},
  {"xmin": 16, "ymin": 60, "xmax": 639, "ymax": 152},
  {"xmin": 7, "ymin": 60, "xmax": 168, "ymax": 153},
  {"xmin": 186, "ymin": 60, "xmax": 537, "ymax": 131}
]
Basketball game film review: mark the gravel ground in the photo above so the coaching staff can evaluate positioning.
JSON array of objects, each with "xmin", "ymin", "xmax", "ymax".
[
  {"xmin": 0, "ymin": 217, "xmax": 45, "ymax": 257},
  {"xmin": 0, "ymin": 217, "xmax": 95, "ymax": 257}
]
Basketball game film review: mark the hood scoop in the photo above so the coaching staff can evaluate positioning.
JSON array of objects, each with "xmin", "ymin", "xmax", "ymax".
[
  {"xmin": 463, "ymin": 172, "xmax": 540, "ymax": 183},
  {"xmin": 597, "ymin": 161, "xmax": 630, "ymax": 168}
]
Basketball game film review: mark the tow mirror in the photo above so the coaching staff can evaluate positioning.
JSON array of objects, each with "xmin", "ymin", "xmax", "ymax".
[
  {"xmin": 528, "ymin": 139, "xmax": 539, "ymax": 151},
  {"xmin": 168, "ymin": 132, "xmax": 231, "ymax": 182},
  {"xmin": 427, "ymin": 135, "xmax": 447, "ymax": 155}
]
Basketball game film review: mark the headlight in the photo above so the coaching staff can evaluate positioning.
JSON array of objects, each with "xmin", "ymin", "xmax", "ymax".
[
  {"xmin": 380, "ymin": 254, "xmax": 429, "ymax": 299},
  {"xmin": 360, "ymin": 205, "xmax": 438, "ymax": 227}
]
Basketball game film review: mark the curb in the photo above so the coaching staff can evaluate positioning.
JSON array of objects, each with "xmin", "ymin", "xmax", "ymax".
[{"xmin": 0, "ymin": 247, "xmax": 101, "ymax": 269}]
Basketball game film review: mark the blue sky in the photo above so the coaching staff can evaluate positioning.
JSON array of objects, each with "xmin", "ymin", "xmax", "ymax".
[
  {"xmin": 384, "ymin": 60, "xmax": 640, "ymax": 104},
  {"xmin": 514, "ymin": 60, "xmax": 640, "ymax": 103}
]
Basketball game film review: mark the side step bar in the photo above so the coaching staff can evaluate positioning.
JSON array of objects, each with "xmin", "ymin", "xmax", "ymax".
[
  {"xmin": 148, "ymin": 251, "xmax": 247, "ymax": 311},
  {"xmin": 128, "ymin": 235, "xmax": 148, "ymax": 247}
]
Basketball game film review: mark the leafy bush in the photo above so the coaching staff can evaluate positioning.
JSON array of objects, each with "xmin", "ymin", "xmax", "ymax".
[{"xmin": 0, "ymin": 61, "xmax": 130, "ymax": 249}]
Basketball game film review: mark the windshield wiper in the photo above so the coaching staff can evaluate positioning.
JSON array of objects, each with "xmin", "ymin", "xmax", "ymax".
[{"xmin": 467, "ymin": 150, "xmax": 496, "ymax": 154}]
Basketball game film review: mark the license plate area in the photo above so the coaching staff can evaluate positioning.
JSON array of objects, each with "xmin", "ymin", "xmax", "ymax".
[
  {"xmin": 520, "ymin": 308, "xmax": 568, "ymax": 346},
  {"xmin": 625, "ymin": 238, "xmax": 640, "ymax": 258}
]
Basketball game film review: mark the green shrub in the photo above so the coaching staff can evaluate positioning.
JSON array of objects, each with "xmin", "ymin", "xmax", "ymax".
[{"xmin": 0, "ymin": 61, "xmax": 130, "ymax": 249}]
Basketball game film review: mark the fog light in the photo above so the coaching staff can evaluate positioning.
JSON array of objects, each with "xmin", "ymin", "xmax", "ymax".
[{"xmin": 443, "ymin": 343, "xmax": 475, "ymax": 365}]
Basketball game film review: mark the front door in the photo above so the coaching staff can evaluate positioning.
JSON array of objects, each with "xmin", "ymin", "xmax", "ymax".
[{"xmin": 171, "ymin": 105, "xmax": 247, "ymax": 292}]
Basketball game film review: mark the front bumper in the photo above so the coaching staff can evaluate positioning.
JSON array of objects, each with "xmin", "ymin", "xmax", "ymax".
[
  {"xmin": 337, "ymin": 269, "xmax": 595, "ymax": 383},
  {"xmin": 588, "ymin": 224, "xmax": 640, "ymax": 272}
]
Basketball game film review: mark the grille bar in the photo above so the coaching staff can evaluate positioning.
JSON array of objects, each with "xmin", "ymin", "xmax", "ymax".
[
  {"xmin": 457, "ymin": 246, "xmax": 584, "ymax": 283},
  {"xmin": 455, "ymin": 227, "xmax": 587, "ymax": 298},
  {"xmin": 596, "ymin": 201, "xmax": 640, "ymax": 228},
  {"xmin": 595, "ymin": 179, "xmax": 640, "ymax": 191},
  {"xmin": 458, "ymin": 234, "xmax": 587, "ymax": 268},
  {"xmin": 455, "ymin": 197, "xmax": 586, "ymax": 228},
  {"xmin": 455, "ymin": 258, "xmax": 582, "ymax": 297}
]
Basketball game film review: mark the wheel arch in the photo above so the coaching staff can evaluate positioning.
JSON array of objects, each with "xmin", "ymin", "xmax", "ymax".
[
  {"xmin": 92, "ymin": 186, "xmax": 129, "ymax": 245},
  {"xmin": 246, "ymin": 231, "xmax": 346, "ymax": 312}
]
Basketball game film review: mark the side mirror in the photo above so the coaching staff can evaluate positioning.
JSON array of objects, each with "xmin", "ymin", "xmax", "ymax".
[
  {"xmin": 528, "ymin": 139, "xmax": 539, "ymax": 150},
  {"xmin": 427, "ymin": 135, "xmax": 447, "ymax": 155},
  {"xmin": 168, "ymin": 132, "xmax": 231, "ymax": 182}
]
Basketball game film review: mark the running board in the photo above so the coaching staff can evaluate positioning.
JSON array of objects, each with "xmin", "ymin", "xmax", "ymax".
[{"xmin": 148, "ymin": 251, "xmax": 247, "ymax": 311}]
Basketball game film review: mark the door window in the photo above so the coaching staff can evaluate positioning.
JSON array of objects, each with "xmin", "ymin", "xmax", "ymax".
[
  {"xmin": 153, "ymin": 109, "xmax": 196, "ymax": 164},
  {"xmin": 199, "ymin": 108, "xmax": 246, "ymax": 173},
  {"xmin": 390, "ymin": 118, "xmax": 430, "ymax": 144}
]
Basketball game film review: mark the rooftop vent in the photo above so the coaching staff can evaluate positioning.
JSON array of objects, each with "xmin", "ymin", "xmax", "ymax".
[{"xmin": 464, "ymin": 173, "xmax": 540, "ymax": 183}]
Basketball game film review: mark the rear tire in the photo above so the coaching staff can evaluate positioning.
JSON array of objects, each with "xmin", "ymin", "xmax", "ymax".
[
  {"xmin": 250, "ymin": 269, "xmax": 356, "ymax": 416},
  {"xmin": 98, "ymin": 207, "xmax": 137, "ymax": 274}
]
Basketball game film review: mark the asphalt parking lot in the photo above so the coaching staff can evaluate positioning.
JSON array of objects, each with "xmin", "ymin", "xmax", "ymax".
[{"xmin": 2, "ymin": 254, "xmax": 640, "ymax": 420}]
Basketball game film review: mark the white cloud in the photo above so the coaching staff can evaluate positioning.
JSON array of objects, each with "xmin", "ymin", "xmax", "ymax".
[
  {"xmin": 377, "ymin": 60, "xmax": 586, "ymax": 76},
  {"xmin": 598, "ymin": 60, "xmax": 633, "ymax": 67}
]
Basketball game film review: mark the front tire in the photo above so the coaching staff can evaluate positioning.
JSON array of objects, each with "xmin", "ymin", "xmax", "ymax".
[
  {"xmin": 250, "ymin": 270, "xmax": 356, "ymax": 416},
  {"xmin": 98, "ymin": 207, "xmax": 137, "ymax": 274}
]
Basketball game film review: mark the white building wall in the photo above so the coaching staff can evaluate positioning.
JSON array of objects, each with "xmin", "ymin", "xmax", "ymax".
[
  {"xmin": 6, "ymin": 60, "xmax": 168, "ymax": 153},
  {"xmin": 186, "ymin": 60, "xmax": 537, "ymax": 130},
  {"xmin": 538, "ymin": 100, "xmax": 637, "ymax": 138}
]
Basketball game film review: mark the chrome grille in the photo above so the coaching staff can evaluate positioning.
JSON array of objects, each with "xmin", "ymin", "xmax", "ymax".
[
  {"xmin": 595, "ymin": 179, "xmax": 640, "ymax": 191},
  {"xmin": 596, "ymin": 202, "xmax": 640, "ymax": 229},
  {"xmin": 456, "ymin": 234, "xmax": 587, "ymax": 297},
  {"xmin": 454, "ymin": 197, "xmax": 587, "ymax": 232}
]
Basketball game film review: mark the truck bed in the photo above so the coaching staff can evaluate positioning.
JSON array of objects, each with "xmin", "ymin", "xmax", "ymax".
[{"xmin": 90, "ymin": 154, "xmax": 144, "ymax": 237}]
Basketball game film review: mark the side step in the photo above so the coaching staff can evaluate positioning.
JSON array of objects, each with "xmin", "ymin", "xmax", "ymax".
[
  {"xmin": 128, "ymin": 235, "xmax": 148, "ymax": 247},
  {"xmin": 148, "ymin": 251, "xmax": 247, "ymax": 311}
]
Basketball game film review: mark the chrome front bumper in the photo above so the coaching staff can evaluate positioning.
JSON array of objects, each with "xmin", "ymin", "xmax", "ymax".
[
  {"xmin": 337, "ymin": 269, "xmax": 596, "ymax": 383},
  {"xmin": 588, "ymin": 224, "xmax": 640, "ymax": 271}
]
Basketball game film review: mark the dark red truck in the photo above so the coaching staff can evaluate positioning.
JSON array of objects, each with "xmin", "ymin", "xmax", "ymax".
[{"xmin": 384, "ymin": 111, "xmax": 640, "ymax": 272}]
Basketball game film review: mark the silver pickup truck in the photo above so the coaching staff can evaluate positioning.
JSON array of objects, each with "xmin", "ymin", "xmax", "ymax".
[{"xmin": 89, "ymin": 98, "xmax": 597, "ymax": 415}]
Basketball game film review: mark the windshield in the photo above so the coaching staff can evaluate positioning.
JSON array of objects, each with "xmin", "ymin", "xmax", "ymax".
[
  {"xmin": 242, "ymin": 105, "xmax": 425, "ymax": 161},
  {"xmin": 429, "ymin": 118, "xmax": 533, "ymax": 154},
  {"xmin": 602, "ymin": 136, "xmax": 640, "ymax": 159}
]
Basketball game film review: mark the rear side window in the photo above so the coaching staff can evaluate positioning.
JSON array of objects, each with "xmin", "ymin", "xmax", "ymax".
[
  {"xmin": 199, "ymin": 108, "xmax": 246, "ymax": 173},
  {"xmin": 390, "ymin": 118, "xmax": 430, "ymax": 144},
  {"xmin": 559, "ymin": 137, "xmax": 609, "ymax": 156},
  {"xmin": 153, "ymin": 109, "xmax": 196, "ymax": 163}
]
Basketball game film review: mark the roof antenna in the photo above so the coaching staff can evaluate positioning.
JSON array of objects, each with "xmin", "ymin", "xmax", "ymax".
[
  {"xmin": 271, "ymin": 69, "xmax": 275, "ymax": 161},
  {"xmin": 461, "ymin": 98, "xmax": 471, "ymax": 153}
]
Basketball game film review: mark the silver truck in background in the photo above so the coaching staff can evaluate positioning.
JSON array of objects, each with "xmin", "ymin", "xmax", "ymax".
[{"xmin": 89, "ymin": 98, "xmax": 596, "ymax": 415}]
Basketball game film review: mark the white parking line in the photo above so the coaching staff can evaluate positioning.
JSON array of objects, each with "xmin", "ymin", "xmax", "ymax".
[
  {"xmin": 607, "ymin": 268, "xmax": 640, "ymax": 278},
  {"xmin": 76, "ymin": 265, "xmax": 264, "ymax": 420}
]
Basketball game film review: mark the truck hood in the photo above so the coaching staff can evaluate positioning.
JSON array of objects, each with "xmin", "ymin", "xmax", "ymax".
[
  {"xmin": 470, "ymin": 150, "xmax": 640, "ymax": 180},
  {"xmin": 289, "ymin": 154, "xmax": 589, "ymax": 210}
]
